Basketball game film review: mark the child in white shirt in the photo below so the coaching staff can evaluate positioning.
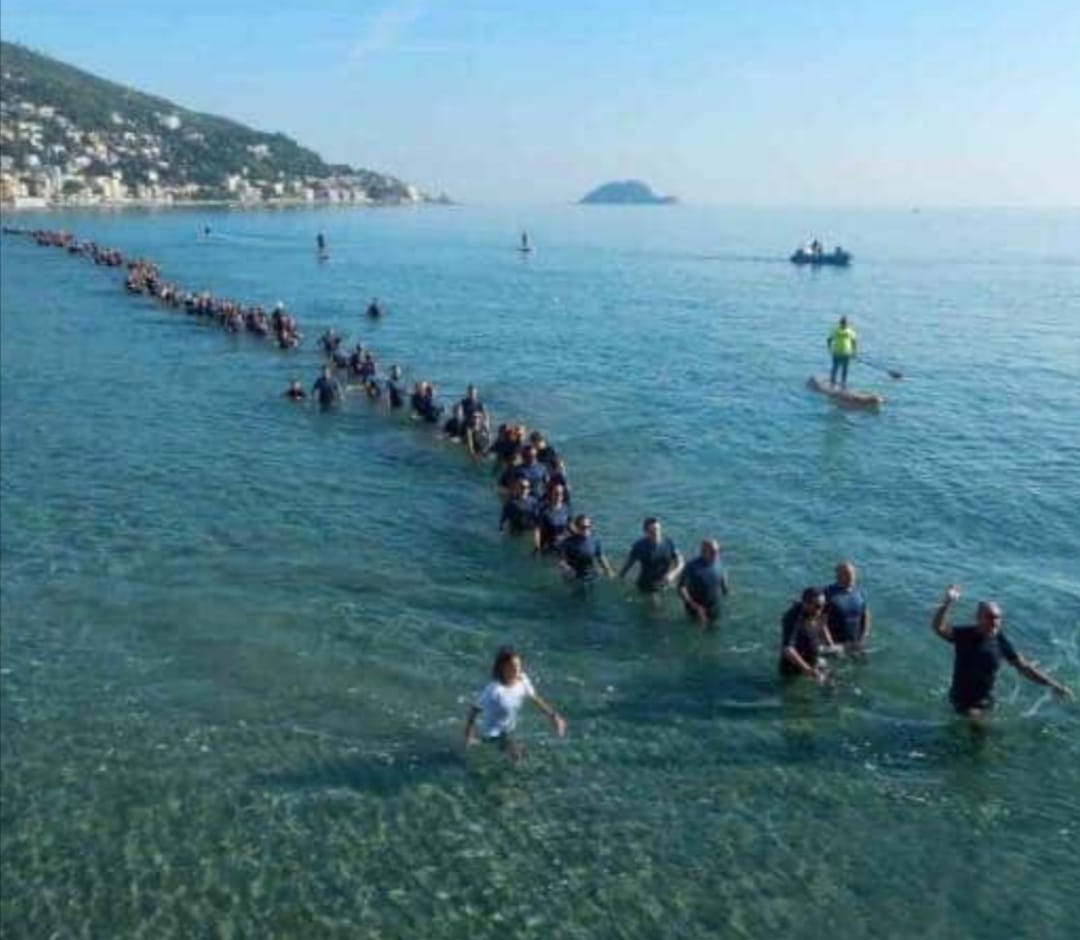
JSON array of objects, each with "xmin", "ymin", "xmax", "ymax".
[{"xmin": 464, "ymin": 646, "xmax": 566, "ymax": 758}]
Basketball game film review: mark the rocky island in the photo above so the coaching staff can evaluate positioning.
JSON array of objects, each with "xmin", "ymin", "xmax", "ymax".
[{"xmin": 579, "ymin": 180, "xmax": 677, "ymax": 205}]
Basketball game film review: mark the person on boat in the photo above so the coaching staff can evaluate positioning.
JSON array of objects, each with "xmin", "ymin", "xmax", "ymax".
[
  {"xmin": 283, "ymin": 379, "xmax": 306, "ymax": 401},
  {"xmin": 366, "ymin": 298, "xmax": 382, "ymax": 319},
  {"xmin": 827, "ymin": 315, "xmax": 858, "ymax": 388},
  {"xmin": 810, "ymin": 238, "xmax": 823, "ymax": 256},
  {"xmin": 677, "ymin": 539, "xmax": 729, "ymax": 625},
  {"xmin": 780, "ymin": 588, "xmax": 840, "ymax": 683},
  {"xmin": 619, "ymin": 517, "xmax": 684, "ymax": 595},
  {"xmin": 558, "ymin": 514, "xmax": 615, "ymax": 581},
  {"xmin": 824, "ymin": 561, "xmax": 871, "ymax": 649},
  {"xmin": 499, "ymin": 478, "xmax": 539, "ymax": 535},
  {"xmin": 464, "ymin": 645, "xmax": 566, "ymax": 761},
  {"xmin": 931, "ymin": 585, "xmax": 1072, "ymax": 718},
  {"xmin": 312, "ymin": 364, "xmax": 344, "ymax": 410}
]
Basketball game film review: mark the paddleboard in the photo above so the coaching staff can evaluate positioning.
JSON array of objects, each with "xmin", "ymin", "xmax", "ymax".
[{"xmin": 807, "ymin": 375, "xmax": 884, "ymax": 409}]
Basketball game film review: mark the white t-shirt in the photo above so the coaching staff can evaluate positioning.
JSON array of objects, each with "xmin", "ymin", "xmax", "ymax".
[{"xmin": 474, "ymin": 674, "xmax": 536, "ymax": 738}]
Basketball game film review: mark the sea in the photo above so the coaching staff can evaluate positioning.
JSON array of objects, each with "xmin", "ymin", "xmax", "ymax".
[{"xmin": 1, "ymin": 205, "xmax": 1078, "ymax": 939}]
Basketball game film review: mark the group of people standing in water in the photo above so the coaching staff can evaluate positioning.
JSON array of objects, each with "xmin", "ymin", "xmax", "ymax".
[{"xmin": 5, "ymin": 224, "xmax": 1072, "ymax": 760}]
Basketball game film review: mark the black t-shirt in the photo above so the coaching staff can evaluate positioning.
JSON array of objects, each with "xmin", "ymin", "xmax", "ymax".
[
  {"xmin": 500, "ymin": 495, "xmax": 538, "ymax": 533},
  {"xmin": 948, "ymin": 626, "xmax": 1019, "ymax": 710},
  {"xmin": 779, "ymin": 603, "xmax": 823, "ymax": 676},
  {"xmin": 561, "ymin": 533, "xmax": 604, "ymax": 579},
  {"xmin": 312, "ymin": 376, "xmax": 341, "ymax": 408},
  {"xmin": 678, "ymin": 557, "xmax": 725, "ymax": 615},
  {"xmin": 628, "ymin": 536, "xmax": 678, "ymax": 592}
]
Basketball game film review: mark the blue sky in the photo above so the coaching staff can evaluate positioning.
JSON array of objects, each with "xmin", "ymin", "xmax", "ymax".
[{"xmin": 2, "ymin": 0, "xmax": 1078, "ymax": 206}]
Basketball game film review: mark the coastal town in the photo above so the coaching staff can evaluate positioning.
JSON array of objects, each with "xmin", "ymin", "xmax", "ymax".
[{"xmin": 0, "ymin": 42, "xmax": 437, "ymax": 209}]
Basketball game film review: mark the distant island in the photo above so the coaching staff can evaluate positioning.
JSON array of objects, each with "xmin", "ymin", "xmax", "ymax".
[
  {"xmin": 0, "ymin": 40, "xmax": 450, "ymax": 209},
  {"xmin": 579, "ymin": 180, "xmax": 677, "ymax": 205}
]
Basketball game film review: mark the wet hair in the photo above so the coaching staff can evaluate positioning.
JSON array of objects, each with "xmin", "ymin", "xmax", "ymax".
[
  {"xmin": 491, "ymin": 645, "xmax": 520, "ymax": 680},
  {"xmin": 801, "ymin": 587, "xmax": 825, "ymax": 605},
  {"xmin": 643, "ymin": 516, "xmax": 659, "ymax": 529}
]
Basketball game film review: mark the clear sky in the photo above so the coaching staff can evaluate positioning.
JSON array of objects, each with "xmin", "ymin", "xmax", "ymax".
[{"xmin": 2, "ymin": 0, "xmax": 1078, "ymax": 206}]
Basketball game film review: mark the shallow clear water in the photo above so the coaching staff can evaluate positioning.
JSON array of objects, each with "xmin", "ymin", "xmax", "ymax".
[{"xmin": 2, "ymin": 206, "xmax": 1079, "ymax": 939}]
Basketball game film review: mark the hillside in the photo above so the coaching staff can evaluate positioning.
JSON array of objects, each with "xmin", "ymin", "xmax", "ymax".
[
  {"xmin": 0, "ymin": 41, "xmax": 441, "ymax": 206},
  {"xmin": 580, "ymin": 180, "xmax": 677, "ymax": 205}
]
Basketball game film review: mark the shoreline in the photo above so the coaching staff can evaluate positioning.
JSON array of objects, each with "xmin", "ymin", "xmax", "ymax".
[{"xmin": 0, "ymin": 198, "xmax": 456, "ymax": 213}]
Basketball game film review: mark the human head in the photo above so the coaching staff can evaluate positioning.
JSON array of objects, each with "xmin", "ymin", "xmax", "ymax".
[
  {"xmin": 839, "ymin": 316, "xmax": 848, "ymax": 327},
  {"xmin": 701, "ymin": 539, "xmax": 720, "ymax": 562},
  {"xmin": 491, "ymin": 645, "xmax": 523, "ymax": 683},
  {"xmin": 800, "ymin": 587, "xmax": 826, "ymax": 615},
  {"xmin": 466, "ymin": 384, "xmax": 478, "ymax": 400},
  {"xmin": 521, "ymin": 445, "xmax": 536, "ymax": 464},
  {"xmin": 976, "ymin": 601, "xmax": 1003, "ymax": 636},
  {"xmin": 547, "ymin": 483, "xmax": 565, "ymax": 505},
  {"xmin": 835, "ymin": 561, "xmax": 857, "ymax": 589},
  {"xmin": 321, "ymin": 364, "xmax": 332, "ymax": 379},
  {"xmin": 572, "ymin": 513, "xmax": 592, "ymax": 534},
  {"xmin": 643, "ymin": 517, "xmax": 661, "ymax": 541}
]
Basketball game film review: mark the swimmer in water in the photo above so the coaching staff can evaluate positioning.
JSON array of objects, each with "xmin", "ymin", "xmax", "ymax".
[
  {"xmin": 780, "ymin": 588, "xmax": 840, "ymax": 683},
  {"xmin": 311, "ymin": 364, "xmax": 343, "ymax": 410},
  {"xmin": 677, "ymin": 539, "xmax": 729, "ymax": 625},
  {"xmin": 284, "ymin": 379, "xmax": 306, "ymax": 401},
  {"xmin": 464, "ymin": 645, "xmax": 566, "ymax": 761},
  {"xmin": 618, "ymin": 517, "xmax": 684, "ymax": 595},
  {"xmin": 558, "ymin": 514, "xmax": 615, "ymax": 581},
  {"xmin": 931, "ymin": 584, "xmax": 1072, "ymax": 718}
]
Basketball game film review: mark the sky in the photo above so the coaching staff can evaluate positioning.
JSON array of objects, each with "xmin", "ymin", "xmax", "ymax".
[{"xmin": 2, "ymin": 0, "xmax": 1078, "ymax": 207}]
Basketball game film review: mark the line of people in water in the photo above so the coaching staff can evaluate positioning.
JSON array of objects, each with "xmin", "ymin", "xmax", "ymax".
[{"xmin": 5, "ymin": 225, "xmax": 1072, "ymax": 737}]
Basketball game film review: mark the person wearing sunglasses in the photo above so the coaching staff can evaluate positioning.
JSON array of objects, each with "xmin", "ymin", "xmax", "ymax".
[{"xmin": 780, "ymin": 588, "xmax": 841, "ymax": 683}]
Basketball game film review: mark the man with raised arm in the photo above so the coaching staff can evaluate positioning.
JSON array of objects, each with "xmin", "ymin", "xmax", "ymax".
[{"xmin": 931, "ymin": 585, "xmax": 1072, "ymax": 717}]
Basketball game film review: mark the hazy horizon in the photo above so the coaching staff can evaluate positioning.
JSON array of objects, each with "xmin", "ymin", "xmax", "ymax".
[{"xmin": 2, "ymin": 1, "xmax": 1078, "ymax": 209}]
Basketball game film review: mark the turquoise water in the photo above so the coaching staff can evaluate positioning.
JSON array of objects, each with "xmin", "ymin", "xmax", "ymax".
[{"xmin": 2, "ymin": 206, "xmax": 1079, "ymax": 939}]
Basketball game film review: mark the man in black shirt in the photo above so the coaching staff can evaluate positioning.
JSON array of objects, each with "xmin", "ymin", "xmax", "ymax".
[{"xmin": 931, "ymin": 585, "xmax": 1072, "ymax": 716}]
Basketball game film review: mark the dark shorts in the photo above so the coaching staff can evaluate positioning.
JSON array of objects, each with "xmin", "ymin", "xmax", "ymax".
[
  {"xmin": 950, "ymin": 694, "xmax": 993, "ymax": 715},
  {"xmin": 684, "ymin": 601, "xmax": 718, "ymax": 621}
]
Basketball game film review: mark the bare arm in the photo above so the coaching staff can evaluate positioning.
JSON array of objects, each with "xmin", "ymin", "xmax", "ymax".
[
  {"xmin": 617, "ymin": 552, "xmax": 635, "ymax": 580},
  {"xmin": 931, "ymin": 585, "xmax": 960, "ymax": 642},
  {"xmin": 783, "ymin": 645, "xmax": 826, "ymax": 683},
  {"xmin": 665, "ymin": 551, "xmax": 685, "ymax": 586},
  {"xmin": 464, "ymin": 705, "xmax": 481, "ymax": 746},
  {"xmin": 530, "ymin": 694, "xmax": 567, "ymax": 736},
  {"xmin": 1012, "ymin": 657, "xmax": 1073, "ymax": 699}
]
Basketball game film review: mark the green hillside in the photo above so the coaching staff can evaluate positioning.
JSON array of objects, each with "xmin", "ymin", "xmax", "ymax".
[{"xmin": 0, "ymin": 40, "xmax": 423, "ymax": 201}]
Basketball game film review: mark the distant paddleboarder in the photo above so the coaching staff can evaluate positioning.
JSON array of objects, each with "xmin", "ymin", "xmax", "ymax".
[
  {"xmin": 316, "ymin": 231, "xmax": 328, "ymax": 261},
  {"xmin": 366, "ymin": 297, "xmax": 383, "ymax": 319},
  {"xmin": 827, "ymin": 316, "xmax": 858, "ymax": 388},
  {"xmin": 519, "ymin": 231, "xmax": 532, "ymax": 253}
]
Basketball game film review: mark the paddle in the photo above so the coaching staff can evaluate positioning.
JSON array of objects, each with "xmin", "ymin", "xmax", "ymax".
[{"xmin": 859, "ymin": 357, "xmax": 904, "ymax": 380}]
